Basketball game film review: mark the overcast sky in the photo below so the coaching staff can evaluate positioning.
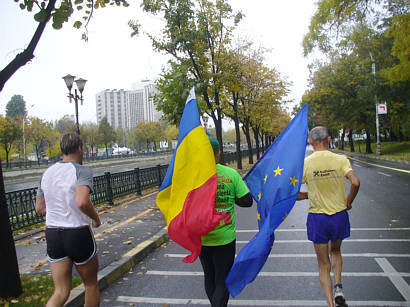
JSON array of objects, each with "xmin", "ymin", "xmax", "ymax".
[{"xmin": 0, "ymin": 0, "xmax": 316, "ymax": 129}]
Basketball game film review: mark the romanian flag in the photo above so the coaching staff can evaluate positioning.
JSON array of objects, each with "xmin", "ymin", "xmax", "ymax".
[{"xmin": 156, "ymin": 86, "xmax": 227, "ymax": 263}]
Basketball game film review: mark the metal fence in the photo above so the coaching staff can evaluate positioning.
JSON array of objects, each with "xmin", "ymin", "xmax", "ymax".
[
  {"xmin": 7, "ymin": 164, "xmax": 167, "ymax": 231},
  {"xmin": 7, "ymin": 149, "xmax": 253, "ymax": 232}
]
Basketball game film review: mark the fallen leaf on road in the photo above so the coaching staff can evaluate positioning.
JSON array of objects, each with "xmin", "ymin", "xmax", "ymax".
[
  {"xmin": 123, "ymin": 240, "xmax": 132, "ymax": 245},
  {"xmin": 33, "ymin": 262, "xmax": 43, "ymax": 270},
  {"xmin": 103, "ymin": 251, "xmax": 110, "ymax": 254}
]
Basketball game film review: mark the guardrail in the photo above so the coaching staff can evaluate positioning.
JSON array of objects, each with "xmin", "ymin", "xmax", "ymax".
[{"xmin": 7, "ymin": 149, "xmax": 253, "ymax": 231}]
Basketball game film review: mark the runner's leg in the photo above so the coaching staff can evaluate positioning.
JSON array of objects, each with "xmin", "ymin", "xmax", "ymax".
[
  {"xmin": 314, "ymin": 243, "xmax": 334, "ymax": 307},
  {"xmin": 200, "ymin": 246, "xmax": 216, "ymax": 303},
  {"xmin": 330, "ymin": 239, "xmax": 343, "ymax": 285},
  {"xmin": 75, "ymin": 255, "xmax": 100, "ymax": 307},
  {"xmin": 46, "ymin": 258, "xmax": 73, "ymax": 307}
]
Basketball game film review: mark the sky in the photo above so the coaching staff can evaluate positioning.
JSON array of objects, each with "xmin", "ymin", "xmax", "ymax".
[{"xmin": 0, "ymin": 0, "xmax": 317, "ymax": 130}]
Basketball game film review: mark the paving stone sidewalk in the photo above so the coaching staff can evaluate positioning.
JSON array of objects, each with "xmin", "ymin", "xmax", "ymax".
[{"xmin": 14, "ymin": 190, "xmax": 166, "ymax": 278}]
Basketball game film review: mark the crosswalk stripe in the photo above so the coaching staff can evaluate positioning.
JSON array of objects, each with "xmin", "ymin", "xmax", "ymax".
[
  {"xmin": 235, "ymin": 239, "xmax": 410, "ymax": 243},
  {"xmin": 237, "ymin": 227, "xmax": 410, "ymax": 232},
  {"xmin": 165, "ymin": 253, "xmax": 410, "ymax": 258},
  {"xmin": 116, "ymin": 296, "xmax": 410, "ymax": 306},
  {"xmin": 146, "ymin": 270, "xmax": 410, "ymax": 278}
]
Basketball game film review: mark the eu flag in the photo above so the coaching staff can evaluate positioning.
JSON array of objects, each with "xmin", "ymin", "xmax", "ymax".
[{"xmin": 225, "ymin": 104, "xmax": 308, "ymax": 297}]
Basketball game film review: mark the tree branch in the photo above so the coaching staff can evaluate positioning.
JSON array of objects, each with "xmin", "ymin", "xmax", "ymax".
[{"xmin": 0, "ymin": 0, "xmax": 57, "ymax": 92}]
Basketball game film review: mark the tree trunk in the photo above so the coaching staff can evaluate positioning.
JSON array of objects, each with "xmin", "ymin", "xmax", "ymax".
[
  {"xmin": 348, "ymin": 130, "xmax": 355, "ymax": 152},
  {"xmin": 242, "ymin": 121, "xmax": 253, "ymax": 164},
  {"xmin": 365, "ymin": 129, "xmax": 373, "ymax": 153},
  {"xmin": 105, "ymin": 144, "xmax": 109, "ymax": 157},
  {"xmin": 0, "ymin": 160, "xmax": 23, "ymax": 298},
  {"xmin": 231, "ymin": 93, "xmax": 242, "ymax": 169},
  {"xmin": 252, "ymin": 126, "xmax": 260, "ymax": 160},
  {"xmin": 35, "ymin": 145, "xmax": 40, "ymax": 166},
  {"xmin": 339, "ymin": 128, "xmax": 345, "ymax": 150}
]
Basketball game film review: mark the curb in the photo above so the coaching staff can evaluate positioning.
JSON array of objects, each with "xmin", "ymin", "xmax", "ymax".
[
  {"xmin": 332, "ymin": 150, "xmax": 409, "ymax": 165},
  {"xmin": 65, "ymin": 227, "xmax": 169, "ymax": 307}
]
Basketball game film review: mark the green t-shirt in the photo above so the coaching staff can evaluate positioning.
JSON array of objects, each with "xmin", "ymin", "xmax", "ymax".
[{"xmin": 201, "ymin": 164, "xmax": 250, "ymax": 246}]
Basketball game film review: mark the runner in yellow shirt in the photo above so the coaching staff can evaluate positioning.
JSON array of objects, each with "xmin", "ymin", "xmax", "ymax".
[{"xmin": 297, "ymin": 126, "xmax": 360, "ymax": 307}]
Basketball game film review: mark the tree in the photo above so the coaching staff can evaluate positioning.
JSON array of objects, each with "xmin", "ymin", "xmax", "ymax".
[
  {"xmin": 0, "ymin": 116, "xmax": 23, "ymax": 167},
  {"xmin": 130, "ymin": 121, "xmax": 164, "ymax": 151},
  {"xmin": 55, "ymin": 114, "xmax": 76, "ymax": 134},
  {"xmin": 81, "ymin": 122, "xmax": 100, "ymax": 157},
  {"xmin": 164, "ymin": 124, "xmax": 178, "ymax": 149},
  {"xmin": 26, "ymin": 117, "xmax": 52, "ymax": 164},
  {"xmin": 98, "ymin": 117, "xmax": 116, "ymax": 157},
  {"xmin": 6, "ymin": 95, "xmax": 26, "ymax": 118},
  {"xmin": 0, "ymin": 0, "xmax": 131, "ymax": 92},
  {"xmin": 138, "ymin": 0, "xmax": 243, "ymax": 161}
]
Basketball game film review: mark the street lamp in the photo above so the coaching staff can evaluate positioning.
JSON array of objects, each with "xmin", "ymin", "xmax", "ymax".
[
  {"xmin": 62, "ymin": 74, "xmax": 87, "ymax": 135},
  {"xmin": 22, "ymin": 104, "xmax": 34, "ymax": 167}
]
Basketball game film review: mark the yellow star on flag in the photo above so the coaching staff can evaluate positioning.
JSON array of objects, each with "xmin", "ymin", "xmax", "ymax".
[
  {"xmin": 264, "ymin": 174, "xmax": 268, "ymax": 183},
  {"xmin": 258, "ymin": 192, "xmax": 261, "ymax": 201},
  {"xmin": 257, "ymin": 212, "xmax": 261, "ymax": 220},
  {"xmin": 290, "ymin": 176, "xmax": 299, "ymax": 187},
  {"xmin": 282, "ymin": 212, "xmax": 288, "ymax": 221},
  {"xmin": 274, "ymin": 166, "xmax": 283, "ymax": 176}
]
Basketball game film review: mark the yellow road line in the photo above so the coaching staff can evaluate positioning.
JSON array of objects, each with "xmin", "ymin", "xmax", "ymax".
[
  {"xmin": 20, "ymin": 201, "xmax": 158, "ymax": 274},
  {"xmin": 350, "ymin": 157, "xmax": 410, "ymax": 174},
  {"xmin": 16, "ymin": 191, "xmax": 158, "ymax": 246}
]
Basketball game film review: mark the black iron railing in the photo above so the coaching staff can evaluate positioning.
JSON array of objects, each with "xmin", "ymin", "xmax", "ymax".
[{"xmin": 7, "ymin": 149, "xmax": 253, "ymax": 231}]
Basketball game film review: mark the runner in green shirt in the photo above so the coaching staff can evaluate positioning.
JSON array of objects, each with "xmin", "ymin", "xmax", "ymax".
[{"xmin": 200, "ymin": 137, "xmax": 253, "ymax": 307}]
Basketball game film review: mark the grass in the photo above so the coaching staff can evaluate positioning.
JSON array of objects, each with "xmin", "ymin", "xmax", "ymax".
[
  {"xmin": 0, "ymin": 274, "xmax": 81, "ymax": 306},
  {"xmin": 338, "ymin": 140, "xmax": 410, "ymax": 161}
]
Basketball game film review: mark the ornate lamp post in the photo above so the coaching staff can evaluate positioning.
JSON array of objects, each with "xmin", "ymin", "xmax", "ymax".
[{"xmin": 62, "ymin": 74, "xmax": 87, "ymax": 135}]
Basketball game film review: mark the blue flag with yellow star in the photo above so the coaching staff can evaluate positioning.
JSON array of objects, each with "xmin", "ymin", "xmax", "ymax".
[{"xmin": 225, "ymin": 104, "xmax": 308, "ymax": 297}]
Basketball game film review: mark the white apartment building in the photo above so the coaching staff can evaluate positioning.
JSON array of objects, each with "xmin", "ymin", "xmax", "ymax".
[{"xmin": 96, "ymin": 80, "xmax": 162, "ymax": 130}]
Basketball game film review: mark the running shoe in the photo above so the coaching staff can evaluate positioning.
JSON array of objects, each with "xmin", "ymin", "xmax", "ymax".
[{"xmin": 334, "ymin": 284, "xmax": 348, "ymax": 307}]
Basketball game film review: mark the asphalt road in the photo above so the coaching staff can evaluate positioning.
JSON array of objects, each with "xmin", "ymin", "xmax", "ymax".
[{"xmin": 100, "ymin": 151, "xmax": 410, "ymax": 306}]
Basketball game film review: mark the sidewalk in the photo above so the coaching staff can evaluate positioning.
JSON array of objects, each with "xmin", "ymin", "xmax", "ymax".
[{"xmin": 14, "ymin": 189, "xmax": 168, "ymax": 306}]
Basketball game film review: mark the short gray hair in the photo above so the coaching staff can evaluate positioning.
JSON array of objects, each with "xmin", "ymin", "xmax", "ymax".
[
  {"xmin": 309, "ymin": 126, "xmax": 329, "ymax": 141},
  {"xmin": 60, "ymin": 132, "xmax": 83, "ymax": 155}
]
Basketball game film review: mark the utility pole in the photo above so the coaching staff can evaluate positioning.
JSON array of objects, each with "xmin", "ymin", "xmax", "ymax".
[{"xmin": 370, "ymin": 52, "xmax": 381, "ymax": 155}]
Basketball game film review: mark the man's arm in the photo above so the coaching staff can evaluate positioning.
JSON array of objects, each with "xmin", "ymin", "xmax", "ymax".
[
  {"xmin": 35, "ymin": 196, "xmax": 46, "ymax": 215},
  {"xmin": 345, "ymin": 170, "xmax": 360, "ymax": 210},
  {"xmin": 75, "ymin": 185, "xmax": 101, "ymax": 227},
  {"xmin": 235, "ymin": 192, "xmax": 253, "ymax": 207},
  {"xmin": 297, "ymin": 192, "xmax": 308, "ymax": 200}
]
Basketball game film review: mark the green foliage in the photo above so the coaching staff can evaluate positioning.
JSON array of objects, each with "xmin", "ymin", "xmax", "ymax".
[
  {"xmin": 54, "ymin": 114, "xmax": 76, "ymax": 134},
  {"xmin": 130, "ymin": 121, "xmax": 164, "ymax": 150},
  {"xmin": 26, "ymin": 117, "xmax": 53, "ymax": 161},
  {"xmin": 15, "ymin": 0, "xmax": 130, "ymax": 39},
  {"xmin": 98, "ymin": 117, "xmax": 116, "ymax": 150},
  {"xmin": 81, "ymin": 122, "xmax": 101, "ymax": 154},
  {"xmin": 0, "ymin": 115, "xmax": 23, "ymax": 164},
  {"xmin": 6, "ymin": 95, "xmax": 26, "ymax": 118}
]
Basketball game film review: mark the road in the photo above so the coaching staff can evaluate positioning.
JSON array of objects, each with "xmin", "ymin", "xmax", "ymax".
[
  {"xmin": 99, "ymin": 151, "xmax": 410, "ymax": 306},
  {"xmin": 4, "ymin": 155, "xmax": 172, "ymax": 192}
]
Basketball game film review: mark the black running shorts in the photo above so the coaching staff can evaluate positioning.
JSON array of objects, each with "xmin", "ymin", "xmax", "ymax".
[{"xmin": 45, "ymin": 225, "xmax": 96, "ymax": 265}]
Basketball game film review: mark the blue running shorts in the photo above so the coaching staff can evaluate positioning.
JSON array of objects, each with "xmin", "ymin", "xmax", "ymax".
[{"xmin": 307, "ymin": 210, "xmax": 350, "ymax": 244}]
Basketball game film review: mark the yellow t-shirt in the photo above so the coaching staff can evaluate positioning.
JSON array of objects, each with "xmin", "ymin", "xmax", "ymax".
[{"xmin": 302, "ymin": 150, "xmax": 352, "ymax": 215}]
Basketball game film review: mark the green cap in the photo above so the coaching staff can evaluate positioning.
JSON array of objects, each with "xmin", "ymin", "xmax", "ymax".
[{"xmin": 208, "ymin": 136, "xmax": 220, "ymax": 152}]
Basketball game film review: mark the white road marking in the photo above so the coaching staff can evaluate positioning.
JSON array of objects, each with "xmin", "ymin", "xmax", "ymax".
[
  {"xmin": 117, "ymin": 296, "xmax": 410, "ymax": 306},
  {"xmin": 236, "ymin": 227, "xmax": 410, "ymax": 233},
  {"xmin": 375, "ymin": 258, "xmax": 410, "ymax": 302},
  {"xmin": 165, "ymin": 253, "xmax": 410, "ymax": 258},
  {"xmin": 146, "ymin": 270, "xmax": 410, "ymax": 278},
  {"xmin": 378, "ymin": 171, "xmax": 392, "ymax": 177},
  {"xmin": 236, "ymin": 239, "xmax": 410, "ymax": 244},
  {"xmin": 354, "ymin": 163, "xmax": 363, "ymax": 167}
]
